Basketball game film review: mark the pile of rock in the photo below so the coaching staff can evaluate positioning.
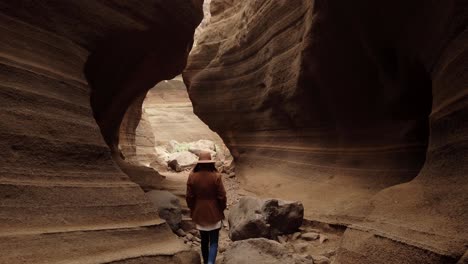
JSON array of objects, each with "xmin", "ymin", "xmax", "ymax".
[
  {"xmin": 151, "ymin": 139, "xmax": 234, "ymax": 173},
  {"xmin": 178, "ymin": 229, "xmax": 202, "ymax": 247},
  {"xmin": 221, "ymin": 238, "xmax": 311, "ymax": 264},
  {"xmin": 224, "ymin": 196, "xmax": 335, "ymax": 263}
]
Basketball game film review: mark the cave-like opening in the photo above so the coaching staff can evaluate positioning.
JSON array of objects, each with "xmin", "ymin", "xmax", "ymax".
[{"xmin": 118, "ymin": 76, "xmax": 234, "ymax": 191}]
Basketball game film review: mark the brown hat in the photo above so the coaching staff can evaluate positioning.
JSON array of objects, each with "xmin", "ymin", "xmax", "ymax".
[{"xmin": 197, "ymin": 151, "xmax": 215, "ymax": 164}]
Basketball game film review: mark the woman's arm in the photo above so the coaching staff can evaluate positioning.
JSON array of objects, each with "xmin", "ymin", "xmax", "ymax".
[
  {"xmin": 216, "ymin": 174, "xmax": 227, "ymax": 211},
  {"xmin": 186, "ymin": 173, "xmax": 195, "ymax": 210}
]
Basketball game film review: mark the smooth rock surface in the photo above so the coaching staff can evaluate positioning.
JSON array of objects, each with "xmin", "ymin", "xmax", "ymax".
[
  {"xmin": 146, "ymin": 190, "xmax": 183, "ymax": 231},
  {"xmin": 168, "ymin": 151, "xmax": 199, "ymax": 172}
]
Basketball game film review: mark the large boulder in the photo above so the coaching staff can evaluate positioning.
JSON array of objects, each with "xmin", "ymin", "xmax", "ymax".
[
  {"xmin": 188, "ymin": 139, "xmax": 216, "ymax": 157},
  {"xmin": 146, "ymin": 190, "xmax": 182, "ymax": 231},
  {"xmin": 149, "ymin": 146, "xmax": 171, "ymax": 171},
  {"xmin": 167, "ymin": 151, "xmax": 198, "ymax": 172},
  {"xmin": 228, "ymin": 197, "xmax": 304, "ymax": 241},
  {"xmin": 221, "ymin": 238, "xmax": 310, "ymax": 264},
  {"xmin": 167, "ymin": 140, "xmax": 181, "ymax": 153}
]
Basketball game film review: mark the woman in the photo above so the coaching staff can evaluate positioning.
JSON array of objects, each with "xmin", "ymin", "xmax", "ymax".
[{"xmin": 186, "ymin": 151, "xmax": 227, "ymax": 264}]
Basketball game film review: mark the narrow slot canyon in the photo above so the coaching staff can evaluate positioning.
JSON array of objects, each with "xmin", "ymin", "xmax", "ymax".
[{"xmin": 0, "ymin": 1, "xmax": 467, "ymax": 264}]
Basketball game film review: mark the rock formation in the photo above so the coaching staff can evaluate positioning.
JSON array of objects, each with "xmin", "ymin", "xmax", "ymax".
[
  {"xmin": 194, "ymin": 0, "xmax": 212, "ymax": 47},
  {"xmin": 0, "ymin": 0, "xmax": 466, "ymax": 263},
  {"xmin": 184, "ymin": 0, "xmax": 468, "ymax": 263},
  {"xmin": 120, "ymin": 94, "xmax": 158, "ymax": 167},
  {"xmin": 228, "ymin": 197, "xmax": 304, "ymax": 241},
  {"xmin": 146, "ymin": 190, "xmax": 183, "ymax": 232},
  {"xmin": 0, "ymin": 0, "xmax": 203, "ymax": 263}
]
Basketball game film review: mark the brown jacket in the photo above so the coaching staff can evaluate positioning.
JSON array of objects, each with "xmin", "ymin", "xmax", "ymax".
[{"xmin": 186, "ymin": 171, "xmax": 227, "ymax": 226}]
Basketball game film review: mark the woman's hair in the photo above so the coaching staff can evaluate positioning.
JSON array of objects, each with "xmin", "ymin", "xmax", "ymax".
[{"xmin": 193, "ymin": 163, "xmax": 217, "ymax": 172}]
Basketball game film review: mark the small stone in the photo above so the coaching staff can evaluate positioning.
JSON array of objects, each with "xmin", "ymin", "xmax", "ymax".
[
  {"xmin": 293, "ymin": 254, "xmax": 313, "ymax": 264},
  {"xmin": 323, "ymin": 249, "xmax": 336, "ymax": 258},
  {"xmin": 186, "ymin": 233, "xmax": 194, "ymax": 241},
  {"xmin": 277, "ymin": 235, "xmax": 288, "ymax": 244},
  {"xmin": 228, "ymin": 172, "xmax": 236, "ymax": 178},
  {"xmin": 293, "ymin": 242, "xmax": 309, "ymax": 253},
  {"xmin": 193, "ymin": 236, "xmax": 201, "ymax": 242},
  {"xmin": 219, "ymin": 245, "xmax": 227, "ymax": 253},
  {"xmin": 319, "ymin": 235, "xmax": 328, "ymax": 244},
  {"xmin": 291, "ymin": 232, "xmax": 301, "ymax": 241},
  {"xmin": 192, "ymin": 241, "xmax": 200, "ymax": 247},
  {"xmin": 175, "ymin": 228, "xmax": 186, "ymax": 237},
  {"xmin": 301, "ymin": 232, "xmax": 319, "ymax": 241},
  {"xmin": 180, "ymin": 219, "xmax": 196, "ymax": 231},
  {"xmin": 312, "ymin": 255, "xmax": 330, "ymax": 264},
  {"xmin": 189, "ymin": 229, "xmax": 199, "ymax": 236}
]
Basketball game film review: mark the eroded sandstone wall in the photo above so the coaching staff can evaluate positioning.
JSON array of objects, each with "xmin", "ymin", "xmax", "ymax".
[
  {"xmin": 184, "ymin": 0, "xmax": 467, "ymax": 263},
  {"xmin": 0, "ymin": 1, "xmax": 202, "ymax": 262}
]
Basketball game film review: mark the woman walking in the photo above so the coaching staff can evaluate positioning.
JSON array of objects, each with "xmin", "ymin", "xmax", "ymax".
[{"xmin": 186, "ymin": 151, "xmax": 227, "ymax": 264}]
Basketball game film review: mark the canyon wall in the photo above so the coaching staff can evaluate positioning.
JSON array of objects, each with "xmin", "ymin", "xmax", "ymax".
[
  {"xmin": 0, "ymin": 1, "xmax": 202, "ymax": 263},
  {"xmin": 184, "ymin": 0, "xmax": 468, "ymax": 263}
]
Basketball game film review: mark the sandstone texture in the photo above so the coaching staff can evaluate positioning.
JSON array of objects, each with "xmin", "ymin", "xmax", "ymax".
[
  {"xmin": 228, "ymin": 197, "xmax": 304, "ymax": 241},
  {"xmin": 184, "ymin": 0, "xmax": 468, "ymax": 263},
  {"xmin": 221, "ymin": 238, "xmax": 310, "ymax": 264},
  {"xmin": 146, "ymin": 190, "xmax": 183, "ymax": 231},
  {"xmin": 0, "ymin": 0, "xmax": 203, "ymax": 263}
]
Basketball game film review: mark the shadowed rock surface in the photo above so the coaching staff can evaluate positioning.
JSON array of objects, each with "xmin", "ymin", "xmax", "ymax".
[
  {"xmin": 146, "ymin": 190, "xmax": 183, "ymax": 231},
  {"xmin": 184, "ymin": 0, "xmax": 468, "ymax": 263},
  {"xmin": 0, "ymin": 0, "xmax": 203, "ymax": 263}
]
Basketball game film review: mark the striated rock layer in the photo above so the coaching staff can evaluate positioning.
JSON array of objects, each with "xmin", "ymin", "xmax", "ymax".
[
  {"xmin": 184, "ymin": 0, "xmax": 468, "ymax": 263},
  {"xmin": 0, "ymin": 0, "xmax": 203, "ymax": 263}
]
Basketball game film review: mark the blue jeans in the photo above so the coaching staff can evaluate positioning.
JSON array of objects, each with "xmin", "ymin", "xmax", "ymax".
[{"xmin": 200, "ymin": 228, "xmax": 220, "ymax": 264}]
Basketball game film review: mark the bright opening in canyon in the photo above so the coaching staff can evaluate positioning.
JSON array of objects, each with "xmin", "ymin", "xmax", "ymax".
[{"xmin": 119, "ymin": 76, "xmax": 234, "ymax": 176}]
